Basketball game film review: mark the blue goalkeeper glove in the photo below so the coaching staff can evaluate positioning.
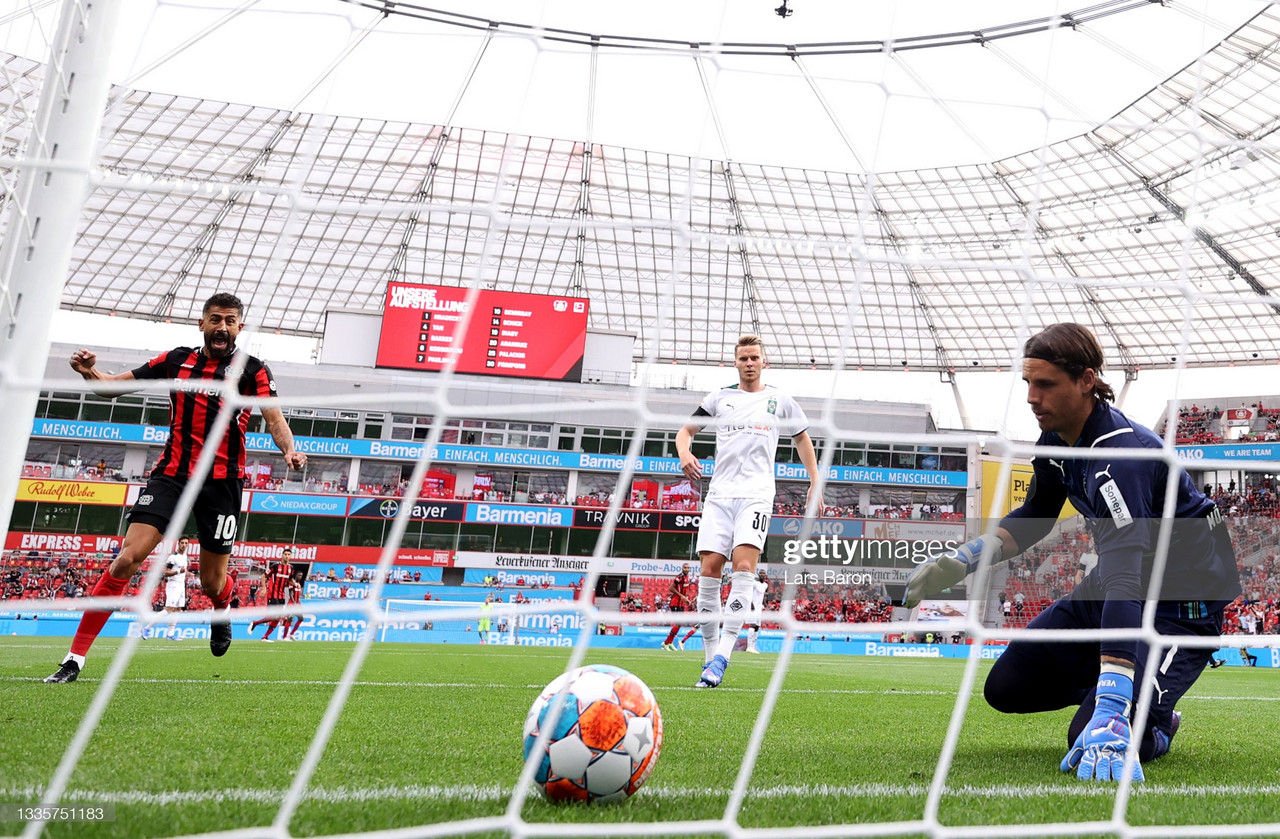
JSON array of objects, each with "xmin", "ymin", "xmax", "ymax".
[
  {"xmin": 902, "ymin": 533, "xmax": 1002, "ymax": 608},
  {"xmin": 1060, "ymin": 665, "xmax": 1145, "ymax": 783}
]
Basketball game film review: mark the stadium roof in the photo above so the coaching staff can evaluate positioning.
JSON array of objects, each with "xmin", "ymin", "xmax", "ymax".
[{"xmin": 3, "ymin": 0, "xmax": 1280, "ymax": 374}]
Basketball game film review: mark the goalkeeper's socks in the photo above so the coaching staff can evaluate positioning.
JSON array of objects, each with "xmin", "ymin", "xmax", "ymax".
[
  {"xmin": 714, "ymin": 571, "xmax": 756, "ymax": 661},
  {"xmin": 69, "ymin": 571, "xmax": 130, "ymax": 657},
  {"xmin": 697, "ymin": 576, "xmax": 722, "ymax": 664}
]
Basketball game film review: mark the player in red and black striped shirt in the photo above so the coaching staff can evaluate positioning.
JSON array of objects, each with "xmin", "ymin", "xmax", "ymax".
[
  {"xmin": 250, "ymin": 551, "xmax": 294, "ymax": 641},
  {"xmin": 46, "ymin": 293, "xmax": 306, "ymax": 683},
  {"xmin": 660, "ymin": 564, "xmax": 699, "ymax": 650}
]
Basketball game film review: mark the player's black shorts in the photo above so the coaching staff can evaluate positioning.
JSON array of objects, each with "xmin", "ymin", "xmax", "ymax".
[
  {"xmin": 128, "ymin": 475, "xmax": 243, "ymax": 554},
  {"xmin": 267, "ymin": 597, "xmax": 286, "ymax": 607},
  {"xmin": 987, "ymin": 588, "xmax": 1225, "ymax": 743}
]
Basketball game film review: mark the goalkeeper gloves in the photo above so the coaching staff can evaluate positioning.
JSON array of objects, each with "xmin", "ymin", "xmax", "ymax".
[
  {"xmin": 1060, "ymin": 664, "xmax": 1145, "ymax": 783},
  {"xmin": 902, "ymin": 533, "xmax": 1002, "ymax": 608}
]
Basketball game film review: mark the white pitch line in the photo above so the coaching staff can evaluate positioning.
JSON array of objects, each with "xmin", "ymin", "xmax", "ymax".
[
  {"xmin": 0, "ymin": 674, "xmax": 959, "ymax": 695},
  {"xmin": 6, "ymin": 782, "xmax": 1280, "ymax": 807}
]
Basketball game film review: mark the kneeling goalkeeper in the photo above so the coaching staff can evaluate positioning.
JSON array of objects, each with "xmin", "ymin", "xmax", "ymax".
[{"xmin": 905, "ymin": 323, "xmax": 1240, "ymax": 782}]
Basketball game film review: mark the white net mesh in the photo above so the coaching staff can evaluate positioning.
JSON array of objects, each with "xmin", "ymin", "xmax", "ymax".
[{"xmin": 2, "ymin": 1, "xmax": 1280, "ymax": 837}]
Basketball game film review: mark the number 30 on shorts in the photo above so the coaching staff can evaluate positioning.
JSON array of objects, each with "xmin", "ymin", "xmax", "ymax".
[
  {"xmin": 752, "ymin": 511, "xmax": 769, "ymax": 538},
  {"xmin": 214, "ymin": 514, "xmax": 238, "ymax": 542}
]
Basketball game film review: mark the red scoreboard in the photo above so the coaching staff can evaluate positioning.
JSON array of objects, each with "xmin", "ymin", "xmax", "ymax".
[{"xmin": 374, "ymin": 282, "xmax": 590, "ymax": 381}]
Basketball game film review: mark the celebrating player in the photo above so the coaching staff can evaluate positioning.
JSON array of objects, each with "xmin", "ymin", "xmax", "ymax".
[
  {"xmin": 659, "ymin": 563, "xmax": 698, "ymax": 650},
  {"xmin": 158, "ymin": 537, "xmax": 192, "ymax": 641},
  {"xmin": 677, "ymin": 334, "xmax": 822, "ymax": 688},
  {"xmin": 904, "ymin": 323, "xmax": 1240, "ymax": 781},
  {"xmin": 45, "ymin": 293, "xmax": 306, "ymax": 683}
]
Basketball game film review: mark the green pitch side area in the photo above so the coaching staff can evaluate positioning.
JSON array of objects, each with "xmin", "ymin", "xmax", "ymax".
[{"xmin": 1, "ymin": 638, "xmax": 1277, "ymax": 837}]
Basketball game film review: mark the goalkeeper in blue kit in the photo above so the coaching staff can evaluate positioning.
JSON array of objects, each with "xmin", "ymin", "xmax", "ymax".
[{"xmin": 905, "ymin": 323, "xmax": 1240, "ymax": 782}]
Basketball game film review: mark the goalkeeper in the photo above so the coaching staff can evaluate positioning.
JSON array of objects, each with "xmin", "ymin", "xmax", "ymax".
[{"xmin": 905, "ymin": 323, "xmax": 1240, "ymax": 782}]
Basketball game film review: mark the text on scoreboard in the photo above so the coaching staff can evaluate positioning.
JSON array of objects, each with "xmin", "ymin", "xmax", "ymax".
[{"xmin": 375, "ymin": 281, "xmax": 589, "ymax": 381}]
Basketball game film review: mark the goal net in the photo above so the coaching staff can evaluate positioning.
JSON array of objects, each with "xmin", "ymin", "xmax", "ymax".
[{"xmin": 1, "ymin": 1, "xmax": 1278, "ymax": 838}]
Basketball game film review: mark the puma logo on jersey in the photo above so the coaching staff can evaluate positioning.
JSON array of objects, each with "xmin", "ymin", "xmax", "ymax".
[
  {"xmin": 1048, "ymin": 459, "xmax": 1066, "ymax": 478},
  {"xmin": 1095, "ymin": 464, "xmax": 1114, "ymax": 481}
]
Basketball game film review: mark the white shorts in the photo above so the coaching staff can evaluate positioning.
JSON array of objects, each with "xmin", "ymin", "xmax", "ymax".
[
  {"xmin": 695, "ymin": 497, "xmax": 771, "ymax": 558},
  {"xmin": 164, "ymin": 586, "xmax": 187, "ymax": 609}
]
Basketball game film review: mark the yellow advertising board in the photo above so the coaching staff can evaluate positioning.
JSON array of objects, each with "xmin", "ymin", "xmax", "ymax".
[
  {"xmin": 17, "ymin": 479, "xmax": 128, "ymax": 506},
  {"xmin": 980, "ymin": 459, "xmax": 1077, "ymax": 520}
]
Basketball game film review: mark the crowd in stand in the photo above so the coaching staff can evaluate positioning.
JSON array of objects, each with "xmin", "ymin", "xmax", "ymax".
[
  {"xmin": 618, "ymin": 574, "xmax": 893, "ymax": 628},
  {"xmin": 1169, "ymin": 404, "xmax": 1225, "ymax": 444}
]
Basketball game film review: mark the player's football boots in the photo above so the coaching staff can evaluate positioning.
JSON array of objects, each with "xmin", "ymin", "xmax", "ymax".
[
  {"xmin": 44, "ymin": 659, "xmax": 81, "ymax": 683},
  {"xmin": 696, "ymin": 654, "xmax": 728, "ymax": 688}
]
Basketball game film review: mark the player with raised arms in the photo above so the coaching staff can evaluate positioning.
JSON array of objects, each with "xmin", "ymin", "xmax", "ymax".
[
  {"xmin": 904, "ymin": 322, "xmax": 1240, "ymax": 781},
  {"xmin": 45, "ymin": 293, "xmax": 306, "ymax": 682},
  {"xmin": 676, "ymin": 335, "xmax": 822, "ymax": 688}
]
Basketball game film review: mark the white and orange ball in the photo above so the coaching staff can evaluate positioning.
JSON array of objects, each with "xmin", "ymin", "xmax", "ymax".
[{"xmin": 523, "ymin": 664, "xmax": 663, "ymax": 802}]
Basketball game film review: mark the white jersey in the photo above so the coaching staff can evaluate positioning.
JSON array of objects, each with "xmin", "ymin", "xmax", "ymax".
[
  {"xmin": 698, "ymin": 385, "xmax": 808, "ymax": 502},
  {"xmin": 164, "ymin": 551, "xmax": 189, "ymax": 597},
  {"xmin": 751, "ymin": 579, "xmax": 768, "ymax": 612}
]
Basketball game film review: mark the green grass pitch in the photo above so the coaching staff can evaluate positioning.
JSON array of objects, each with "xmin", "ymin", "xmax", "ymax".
[{"xmin": 1, "ymin": 637, "xmax": 1278, "ymax": 837}]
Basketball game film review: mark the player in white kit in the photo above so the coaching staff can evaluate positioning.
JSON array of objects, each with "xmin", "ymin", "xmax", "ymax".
[
  {"xmin": 676, "ymin": 335, "xmax": 822, "ymax": 688},
  {"xmin": 161, "ymin": 537, "xmax": 191, "ymax": 640},
  {"xmin": 745, "ymin": 568, "xmax": 769, "ymax": 653}
]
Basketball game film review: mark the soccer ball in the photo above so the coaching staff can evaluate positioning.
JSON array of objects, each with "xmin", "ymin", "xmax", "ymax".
[{"xmin": 523, "ymin": 664, "xmax": 663, "ymax": 802}]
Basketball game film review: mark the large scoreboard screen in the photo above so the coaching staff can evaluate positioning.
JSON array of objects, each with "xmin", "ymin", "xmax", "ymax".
[{"xmin": 374, "ymin": 282, "xmax": 589, "ymax": 381}]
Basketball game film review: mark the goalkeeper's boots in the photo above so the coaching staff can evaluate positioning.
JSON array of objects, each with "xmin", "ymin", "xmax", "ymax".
[
  {"xmin": 1151, "ymin": 710, "xmax": 1183, "ymax": 761},
  {"xmin": 210, "ymin": 609, "xmax": 232, "ymax": 657},
  {"xmin": 44, "ymin": 659, "xmax": 80, "ymax": 683},
  {"xmin": 696, "ymin": 655, "xmax": 728, "ymax": 688}
]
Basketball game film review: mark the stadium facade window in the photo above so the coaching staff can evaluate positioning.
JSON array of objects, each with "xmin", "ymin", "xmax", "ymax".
[
  {"xmin": 458, "ymin": 524, "xmax": 494, "ymax": 552},
  {"xmin": 419, "ymin": 523, "xmax": 459, "ymax": 550},
  {"xmin": 531, "ymin": 526, "xmax": 568, "ymax": 554},
  {"xmin": 34, "ymin": 503, "xmax": 79, "ymax": 532},
  {"xmin": 610, "ymin": 529, "xmax": 656, "ymax": 558},
  {"xmin": 143, "ymin": 400, "xmax": 169, "ymax": 426},
  {"xmin": 9, "ymin": 501, "xmax": 36, "ymax": 530},
  {"xmin": 558, "ymin": 427, "xmax": 578, "ymax": 451},
  {"xmin": 867, "ymin": 445, "xmax": 890, "ymax": 467},
  {"xmin": 243, "ymin": 512, "xmax": 298, "ymax": 545},
  {"xmin": 244, "ymin": 513, "xmax": 298, "ymax": 544},
  {"xmin": 657, "ymin": 531, "xmax": 695, "ymax": 561},
  {"xmin": 295, "ymin": 515, "xmax": 345, "ymax": 546},
  {"xmin": 690, "ymin": 432, "xmax": 715, "ymax": 460},
  {"xmin": 567, "ymin": 528, "xmax": 606, "ymax": 556},
  {"xmin": 42, "ymin": 394, "xmax": 80, "ymax": 420},
  {"xmin": 111, "ymin": 396, "xmax": 144, "ymax": 425},
  {"xmin": 346, "ymin": 517, "xmax": 385, "ymax": 547},
  {"xmin": 494, "ymin": 525, "xmax": 533, "ymax": 552}
]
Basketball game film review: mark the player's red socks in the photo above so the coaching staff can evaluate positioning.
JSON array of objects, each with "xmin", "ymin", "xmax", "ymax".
[
  {"xmin": 662, "ymin": 626, "xmax": 679, "ymax": 645},
  {"xmin": 69, "ymin": 572, "xmax": 130, "ymax": 656},
  {"xmin": 210, "ymin": 569, "xmax": 237, "ymax": 609}
]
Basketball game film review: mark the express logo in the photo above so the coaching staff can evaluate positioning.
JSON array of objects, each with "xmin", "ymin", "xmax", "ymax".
[{"xmin": 379, "ymin": 500, "xmax": 399, "ymax": 518}]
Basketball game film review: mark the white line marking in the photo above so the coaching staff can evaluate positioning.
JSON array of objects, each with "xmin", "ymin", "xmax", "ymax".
[{"xmin": 5, "ymin": 782, "xmax": 1280, "ymax": 806}]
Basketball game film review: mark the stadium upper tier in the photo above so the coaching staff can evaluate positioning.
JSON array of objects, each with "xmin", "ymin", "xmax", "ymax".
[{"xmin": 4, "ymin": 4, "xmax": 1280, "ymax": 371}]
